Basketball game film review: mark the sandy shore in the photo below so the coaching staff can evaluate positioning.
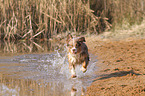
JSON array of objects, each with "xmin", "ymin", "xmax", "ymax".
[{"xmin": 85, "ymin": 34, "xmax": 145, "ymax": 96}]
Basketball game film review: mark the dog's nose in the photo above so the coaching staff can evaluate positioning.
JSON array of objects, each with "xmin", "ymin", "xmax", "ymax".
[
  {"xmin": 72, "ymin": 49, "xmax": 76, "ymax": 52},
  {"xmin": 72, "ymin": 47, "xmax": 77, "ymax": 54}
]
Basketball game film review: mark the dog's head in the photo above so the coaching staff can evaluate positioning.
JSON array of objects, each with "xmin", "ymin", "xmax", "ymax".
[{"xmin": 66, "ymin": 33, "xmax": 86, "ymax": 54}]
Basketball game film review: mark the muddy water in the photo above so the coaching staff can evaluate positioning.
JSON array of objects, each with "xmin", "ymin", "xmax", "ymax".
[{"xmin": 0, "ymin": 41, "xmax": 98, "ymax": 96}]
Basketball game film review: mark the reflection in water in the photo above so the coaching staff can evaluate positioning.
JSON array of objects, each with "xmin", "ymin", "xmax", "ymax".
[
  {"xmin": 0, "ymin": 76, "xmax": 71, "ymax": 96},
  {"xmin": 0, "ymin": 76, "xmax": 87, "ymax": 96},
  {"xmin": 0, "ymin": 40, "xmax": 98, "ymax": 96},
  {"xmin": 0, "ymin": 40, "xmax": 64, "ymax": 55}
]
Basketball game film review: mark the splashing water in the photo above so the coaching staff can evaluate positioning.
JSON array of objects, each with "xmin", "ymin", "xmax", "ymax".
[
  {"xmin": 1, "ymin": 47, "xmax": 98, "ymax": 95},
  {"xmin": 12, "ymin": 47, "xmax": 97, "ymax": 79}
]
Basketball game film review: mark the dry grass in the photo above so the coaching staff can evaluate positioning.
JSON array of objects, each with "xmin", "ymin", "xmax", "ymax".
[
  {"xmin": 0, "ymin": 0, "xmax": 144, "ymax": 40},
  {"xmin": 90, "ymin": 0, "xmax": 145, "ymax": 29},
  {"xmin": 0, "ymin": 0, "xmax": 111, "ymax": 40},
  {"xmin": 96, "ymin": 20, "xmax": 145, "ymax": 40}
]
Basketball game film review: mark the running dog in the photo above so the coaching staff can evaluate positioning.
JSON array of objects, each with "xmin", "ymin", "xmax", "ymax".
[{"xmin": 66, "ymin": 33, "xmax": 89, "ymax": 78}]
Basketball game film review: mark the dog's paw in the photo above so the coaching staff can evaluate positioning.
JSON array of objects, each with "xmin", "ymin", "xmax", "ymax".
[
  {"xmin": 71, "ymin": 75, "xmax": 77, "ymax": 78},
  {"xmin": 80, "ymin": 67, "xmax": 87, "ymax": 73}
]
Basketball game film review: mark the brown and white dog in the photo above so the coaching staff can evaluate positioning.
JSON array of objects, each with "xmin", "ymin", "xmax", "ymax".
[{"xmin": 66, "ymin": 33, "xmax": 89, "ymax": 78}]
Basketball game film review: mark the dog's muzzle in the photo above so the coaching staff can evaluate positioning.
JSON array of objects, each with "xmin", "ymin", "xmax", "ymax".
[{"xmin": 71, "ymin": 47, "xmax": 77, "ymax": 54}]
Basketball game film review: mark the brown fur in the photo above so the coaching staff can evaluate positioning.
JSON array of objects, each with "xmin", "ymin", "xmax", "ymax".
[{"xmin": 66, "ymin": 33, "xmax": 89, "ymax": 78}]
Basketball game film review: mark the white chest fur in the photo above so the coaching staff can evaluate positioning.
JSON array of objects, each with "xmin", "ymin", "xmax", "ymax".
[{"xmin": 68, "ymin": 53, "xmax": 80, "ymax": 64}]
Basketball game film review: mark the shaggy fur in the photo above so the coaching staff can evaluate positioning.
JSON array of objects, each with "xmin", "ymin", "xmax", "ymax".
[{"xmin": 66, "ymin": 33, "xmax": 89, "ymax": 78}]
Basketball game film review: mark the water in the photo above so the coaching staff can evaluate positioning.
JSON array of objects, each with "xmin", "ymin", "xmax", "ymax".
[{"xmin": 0, "ymin": 41, "xmax": 98, "ymax": 96}]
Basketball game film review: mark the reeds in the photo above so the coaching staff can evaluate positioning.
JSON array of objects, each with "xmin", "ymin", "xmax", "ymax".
[
  {"xmin": 0, "ymin": 0, "xmax": 144, "ymax": 40},
  {"xmin": 0, "ymin": 0, "xmax": 111, "ymax": 40},
  {"xmin": 90, "ymin": 0, "xmax": 145, "ymax": 30}
]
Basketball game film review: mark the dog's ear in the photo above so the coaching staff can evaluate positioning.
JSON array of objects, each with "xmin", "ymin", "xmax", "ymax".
[
  {"xmin": 66, "ymin": 33, "xmax": 73, "ymax": 43},
  {"xmin": 78, "ymin": 37, "xmax": 86, "ymax": 43}
]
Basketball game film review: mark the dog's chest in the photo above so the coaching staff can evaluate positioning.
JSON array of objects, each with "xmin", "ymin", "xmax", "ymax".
[{"xmin": 68, "ymin": 53, "xmax": 83, "ymax": 64}]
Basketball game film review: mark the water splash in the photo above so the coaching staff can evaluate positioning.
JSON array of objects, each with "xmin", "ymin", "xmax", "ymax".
[
  {"xmin": 1, "ymin": 47, "xmax": 98, "ymax": 95},
  {"xmin": 12, "ymin": 47, "xmax": 98, "ymax": 80}
]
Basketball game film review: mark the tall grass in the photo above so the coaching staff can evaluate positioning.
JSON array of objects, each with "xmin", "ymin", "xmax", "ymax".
[
  {"xmin": 0, "ymin": 0, "xmax": 110, "ymax": 40},
  {"xmin": 0, "ymin": 0, "xmax": 144, "ymax": 40},
  {"xmin": 90, "ymin": 0, "xmax": 145, "ymax": 30}
]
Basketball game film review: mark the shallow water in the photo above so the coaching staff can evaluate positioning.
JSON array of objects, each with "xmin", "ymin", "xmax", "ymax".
[{"xmin": 0, "ymin": 41, "xmax": 98, "ymax": 96}]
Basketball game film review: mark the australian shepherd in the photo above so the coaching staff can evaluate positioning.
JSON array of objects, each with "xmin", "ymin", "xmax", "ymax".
[{"xmin": 66, "ymin": 33, "xmax": 89, "ymax": 78}]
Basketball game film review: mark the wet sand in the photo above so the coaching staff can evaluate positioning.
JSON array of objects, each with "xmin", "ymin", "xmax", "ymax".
[{"xmin": 86, "ymin": 36, "xmax": 145, "ymax": 96}]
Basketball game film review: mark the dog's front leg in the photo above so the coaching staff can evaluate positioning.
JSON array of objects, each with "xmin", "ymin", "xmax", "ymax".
[
  {"xmin": 80, "ymin": 58, "xmax": 89, "ymax": 73},
  {"xmin": 69, "ymin": 65, "xmax": 77, "ymax": 78}
]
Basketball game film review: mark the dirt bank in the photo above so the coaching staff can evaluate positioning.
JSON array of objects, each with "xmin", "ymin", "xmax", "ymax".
[{"xmin": 85, "ymin": 35, "xmax": 145, "ymax": 96}]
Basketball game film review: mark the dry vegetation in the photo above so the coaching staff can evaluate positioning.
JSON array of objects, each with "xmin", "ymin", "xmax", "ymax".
[{"xmin": 0, "ymin": 0, "xmax": 144, "ymax": 40}]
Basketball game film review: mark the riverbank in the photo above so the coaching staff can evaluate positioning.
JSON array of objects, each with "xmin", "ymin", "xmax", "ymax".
[{"xmin": 85, "ymin": 31, "xmax": 145, "ymax": 95}]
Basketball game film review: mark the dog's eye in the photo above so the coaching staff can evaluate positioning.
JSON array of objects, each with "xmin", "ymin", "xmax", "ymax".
[
  {"xmin": 67, "ymin": 44, "xmax": 73, "ymax": 47},
  {"xmin": 76, "ymin": 43, "xmax": 81, "ymax": 48}
]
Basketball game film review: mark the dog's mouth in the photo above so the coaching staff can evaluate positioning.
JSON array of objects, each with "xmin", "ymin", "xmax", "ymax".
[
  {"xmin": 72, "ymin": 50, "xmax": 77, "ymax": 54},
  {"xmin": 72, "ymin": 51, "xmax": 77, "ymax": 54}
]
